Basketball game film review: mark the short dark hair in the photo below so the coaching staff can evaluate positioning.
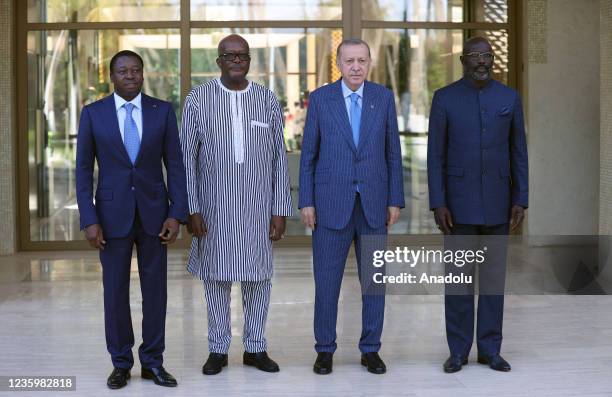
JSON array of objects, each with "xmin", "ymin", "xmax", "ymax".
[
  {"xmin": 109, "ymin": 50, "xmax": 144, "ymax": 73},
  {"xmin": 336, "ymin": 38, "xmax": 371, "ymax": 59}
]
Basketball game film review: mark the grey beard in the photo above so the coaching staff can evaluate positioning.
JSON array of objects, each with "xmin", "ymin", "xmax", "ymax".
[{"xmin": 469, "ymin": 68, "xmax": 490, "ymax": 81}]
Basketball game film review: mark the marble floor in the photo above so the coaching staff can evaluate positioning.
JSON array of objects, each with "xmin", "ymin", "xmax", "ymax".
[{"xmin": 1, "ymin": 247, "xmax": 612, "ymax": 396}]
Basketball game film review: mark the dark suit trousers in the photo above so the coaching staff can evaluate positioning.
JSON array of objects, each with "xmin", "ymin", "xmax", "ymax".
[
  {"xmin": 99, "ymin": 214, "xmax": 167, "ymax": 369},
  {"xmin": 444, "ymin": 223, "xmax": 509, "ymax": 357},
  {"xmin": 312, "ymin": 194, "xmax": 387, "ymax": 354}
]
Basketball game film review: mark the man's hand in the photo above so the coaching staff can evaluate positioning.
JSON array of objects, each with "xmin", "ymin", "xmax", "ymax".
[
  {"xmin": 269, "ymin": 216, "xmax": 286, "ymax": 241},
  {"xmin": 387, "ymin": 207, "xmax": 401, "ymax": 229},
  {"xmin": 159, "ymin": 218, "xmax": 180, "ymax": 244},
  {"xmin": 434, "ymin": 206, "xmax": 454, "ymax": 234},
  {"xmin": 300, "ymin": 207, "xmax": 316, "ymax": 231},
  {"xmin": 510, "ymin": 205, "xmax": 525, "ymax": 231},
  {"xmin": 84, "ymin": 224, "xmax": 106, "ymax": 250},
  {"xmin": 188, "ymin": 213, "xmax": 207, "ymax": 238}
]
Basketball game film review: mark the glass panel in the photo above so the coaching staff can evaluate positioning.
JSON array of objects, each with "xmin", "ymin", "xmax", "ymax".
[
  {"xmin": 190, "ymin": 0, "xmax": 342, "ymax": 21},
  {"xmin": 27, "ymin": 29, "xmax": 180, "ymax": 241},
  {"xmin": 363, "ymin": 0, "xmax": 465, "ymax": 22},
  {"xmin": 27, "ymin": 0, "xmax": 180, "ymax": 23},
  {"xmin": 471, "ymin": 0, "xmax": 508, "ymax": 23},
  {"xmin": 190, "ymin": 28, "xmax": 341, "ymax": 235},
  {"xmin": 364, "ymin": 29, "xmax": 462, "ymax": 234}
]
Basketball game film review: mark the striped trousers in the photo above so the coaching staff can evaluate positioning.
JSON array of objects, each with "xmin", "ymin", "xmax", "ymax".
[{"xmin": 203, "ymin": 280, "xmax": 271, "ymax": 354}]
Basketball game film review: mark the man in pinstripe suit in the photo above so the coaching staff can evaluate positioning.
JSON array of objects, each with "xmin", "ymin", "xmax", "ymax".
[
  {"xmin": 180, "ymin": 35, "xmax": 293, "ymax": 375},
  {"xmin": 299, "ymin": 39, "xmax": 405, "ymax": 375}
]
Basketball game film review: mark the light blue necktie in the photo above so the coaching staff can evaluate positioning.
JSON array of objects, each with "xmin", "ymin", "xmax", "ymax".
[
  {"xmin": 350, "ymin": 92, "xmax": 361, "ymax": 147},
  {"xmin": 123, "ymin": 103, "xmax": 140, "ymax": 164}
]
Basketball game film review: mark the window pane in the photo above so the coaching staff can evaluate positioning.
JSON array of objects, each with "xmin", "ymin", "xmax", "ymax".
[
  {"xmin": 190, "ymin": 0, "xmax": 341, "ymax": 21},
  {"xmin": 363, "ymin": 0, "xmax": 465, "ymax": 22},
  {"xmin": 27, "ymin": 29, "xmax": 180, "ymax": 241},
  {"xmin": 362, "ymin": 0, "xmax": 508, "ymax": 22},
  {"xmin": 365, "ymin": 29, "xmax": 462, "ymax": 234},
  {"xmin": 28, "ymin": 0, "xmax": 180, "ymax": 23},
  {"xmin": 190, "ymin": 28, "xmax": 341, "ymax": 235},
  {"xmin": 471, "ymin": 0, "xmax": 508, "ymax": 23}
]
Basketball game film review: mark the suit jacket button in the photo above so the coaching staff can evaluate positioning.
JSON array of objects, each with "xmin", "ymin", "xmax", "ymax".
[{"xmin": 131, "ymin": 186, "xmax": 135, "ymax": 191}]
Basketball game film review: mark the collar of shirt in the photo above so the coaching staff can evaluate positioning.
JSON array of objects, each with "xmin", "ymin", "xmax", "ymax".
[
  {"xmin": 341, "ymin": 80, "xmax": 364, "ymax": 122},
  {"xmin": 216, "ymin": 78, "xmax": 252, "ymax": 94},
  {"xmin": 114, "ymin": 92, "xmax": 142, "ymax": 112},
  {"xmin": 341, "ymin": 79, "xmax": 364, "ymax": 100},
  {"xmin": 113, "ymin": 92, "xmax": 143, "ymax": 141}
]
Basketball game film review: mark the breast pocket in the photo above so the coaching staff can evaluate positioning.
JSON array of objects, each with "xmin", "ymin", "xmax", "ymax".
[
  {"xmin": 250, "ymin": 120, "xmax": 272, "ymax": 146},
  {"xmin": 251, "ymin": 120, "xmax": 270, "ymax": 128},
  {"xmin": 494, "ymin": 106, "xmax": 513, "ymax": 133}
]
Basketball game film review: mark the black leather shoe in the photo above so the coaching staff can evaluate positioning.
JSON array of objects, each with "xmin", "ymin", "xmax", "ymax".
[
  {"xmin": 202, "ymin": 353, "xmax": 228, "ymax": 375},
  {"xmin": 443, "ymin": 355, "xmax": 468, "ymax": 373},
  {"xmin": 477, "ymin": 354, "xmax": 511, "ymax": 372},
  {"xmin": 107, "ymin": 368, "xmax": 130, "ymax": 389},
  {"xmin": 360, "ymin": 352, "xmax": 386, "ymax": 374},
  {"xmin": 141, "ymin": 366, "xmax": 178, "ymax": 387},
  {"xmin": 313, "ymin": 352, "xmax": 333, "ymax": 375},
  {"xmin": 243, "ymin": 351, "xmax": 280, "ymax": 372}
]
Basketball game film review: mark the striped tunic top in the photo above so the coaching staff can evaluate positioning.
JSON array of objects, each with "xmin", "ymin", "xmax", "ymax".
[{"xmin": 180, "ymin": 78, "xmax": 293, "ymax": 281}]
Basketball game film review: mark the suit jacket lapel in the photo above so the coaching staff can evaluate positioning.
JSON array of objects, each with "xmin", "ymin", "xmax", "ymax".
[
  {"xmin": 331, "ymin": 80, "xmax": 357, "ymax": 153},
  {"xmin": 357, "ymin": 81, "xmax": 375, "ymax": 153},
  {"xmin": 106, "ymin": 95, "xmax": 132, "ymax": 165}
]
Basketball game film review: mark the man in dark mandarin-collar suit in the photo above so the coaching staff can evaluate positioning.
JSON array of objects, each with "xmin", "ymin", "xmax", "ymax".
[
  {"xmin": 299, "ymin": 39, "xmax": 405, "ymax": 375},
  {"xmin": 427, "ymin": 37, "xmax": 528, "ymax": 373},
  {"xmin": 76, "ymin": 51, "xmax": 187, "ymax": 389}
]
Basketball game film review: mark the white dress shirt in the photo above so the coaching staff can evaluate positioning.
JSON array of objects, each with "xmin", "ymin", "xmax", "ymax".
[
  {"xmin": 341, "ymin": 79, "xmax": 364, "ymax": 126},
  {"xmin": 114, "ymin": 92, "xmax": 143, "ymax": 141}
]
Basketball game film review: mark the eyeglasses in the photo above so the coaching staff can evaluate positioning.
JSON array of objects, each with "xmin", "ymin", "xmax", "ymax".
[
  {"xmin": 464, "ymin": 51, "xmax": 494, "ymax": 60},
  {"xmin": 218, "ymin": 53, "xmax": 251, "ymax": 62}
]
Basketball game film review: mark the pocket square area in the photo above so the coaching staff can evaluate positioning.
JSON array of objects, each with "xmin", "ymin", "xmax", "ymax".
[
  {"xmin": 497, "ymin": 107, "xmax": 511, "ymax": 116},
  {"xmin": 251, "ymin": 120, "xmax": 270, "ymax": 128}
]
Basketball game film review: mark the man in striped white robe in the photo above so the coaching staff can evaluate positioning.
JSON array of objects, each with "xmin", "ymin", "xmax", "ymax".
[{"xmin": 179, "ymin": 34, "xmax": 293, "ymax": 375}]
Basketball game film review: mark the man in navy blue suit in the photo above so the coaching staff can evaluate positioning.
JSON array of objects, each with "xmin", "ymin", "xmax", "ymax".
[
  {"xmin": 299, "ymin": 39, "xmax": 405, "ymax": 375},
  {"xmin": 76, "ymin": 50, "xmax": 187, "ymax": 389},
  {"xmin": 427, "ymin": 37, "xmax": 528, "ymax": 373}
]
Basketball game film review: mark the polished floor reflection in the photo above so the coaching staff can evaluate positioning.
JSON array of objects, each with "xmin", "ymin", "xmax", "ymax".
[{"xmin": 1, "ymin": 247, "xmax": 611, "ymax": 396}]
